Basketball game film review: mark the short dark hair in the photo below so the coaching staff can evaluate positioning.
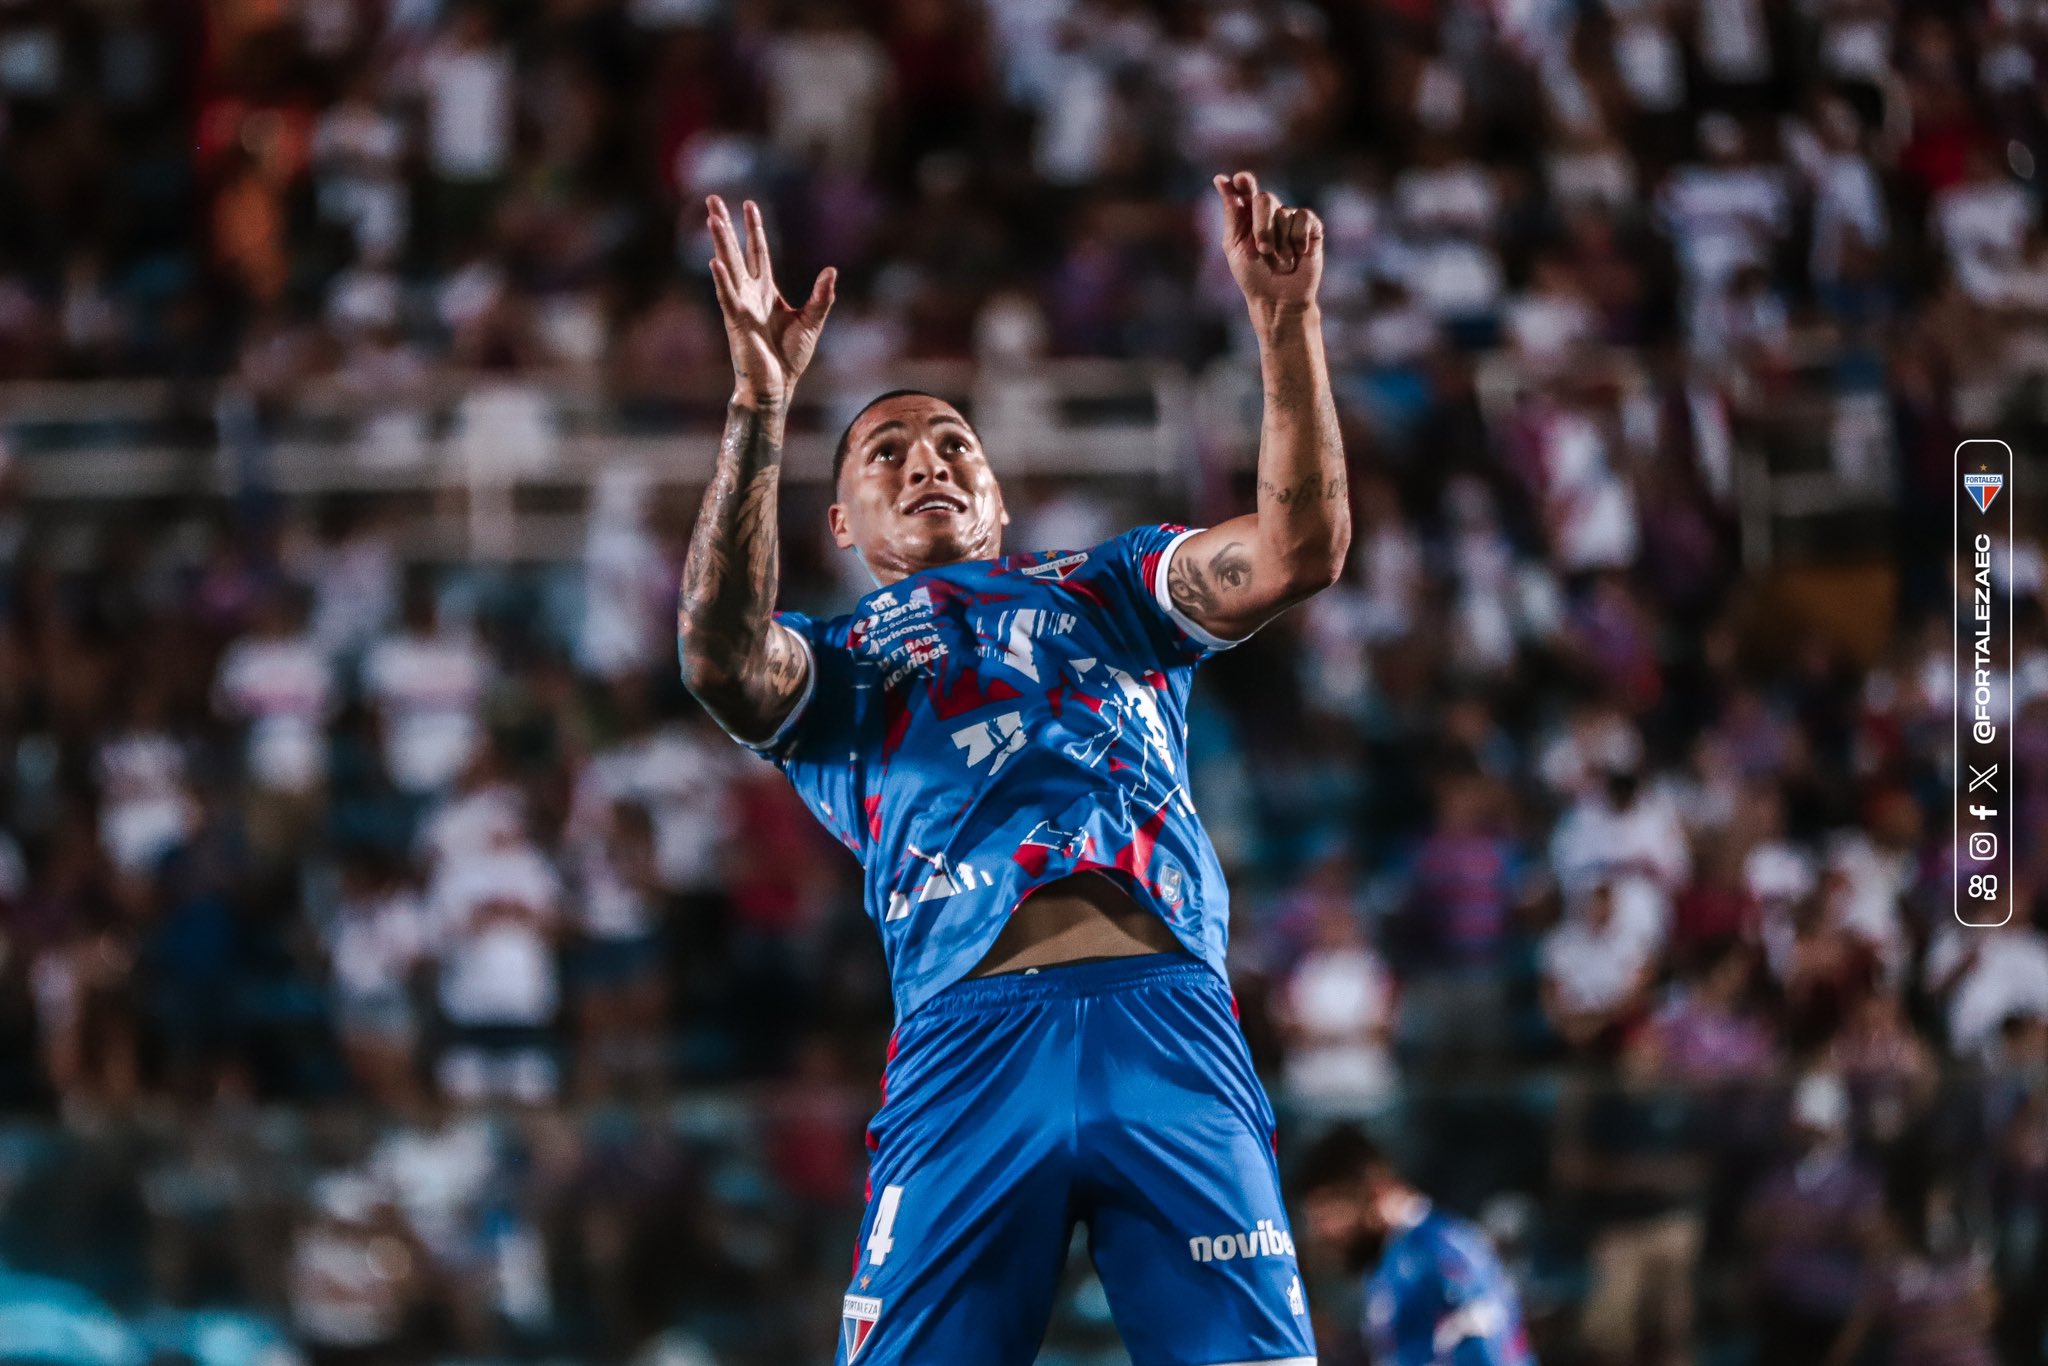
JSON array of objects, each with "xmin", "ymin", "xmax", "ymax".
[
  {"xmin": 831, "ymin": 388, "xmax": 956, "ymax": 485},
  {"xmin": 1290, "ymin": 1123, "xmax": 1392, "ymax": 1199}
]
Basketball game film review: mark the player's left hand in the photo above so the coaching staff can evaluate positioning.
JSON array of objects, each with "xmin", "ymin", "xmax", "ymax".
[{"xmin": 1213, "ymin": 171, "xmax": 1323, "ymax": 311}]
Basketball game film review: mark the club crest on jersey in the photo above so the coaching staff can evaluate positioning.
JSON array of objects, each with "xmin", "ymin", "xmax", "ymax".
[
  {"xmin": 1022, "ymin": 550, "xmax": 1090, "ymax": 581},
  {"xmin": 1157, "ymin": 862, "xmax": 1185, "ymax": 906},
  {"xmin": 1965, "ymin": 470, "xmax": 2003, "ymax": 513},
  {"xmin": 842, "ymin": 1294, "xmax": 882, "ymax": 1361}
]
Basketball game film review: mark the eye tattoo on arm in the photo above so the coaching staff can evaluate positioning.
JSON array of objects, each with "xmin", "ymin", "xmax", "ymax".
[{"xmin": 1168, "ymin": 539, "xmax": 1254, "ymax": 623}]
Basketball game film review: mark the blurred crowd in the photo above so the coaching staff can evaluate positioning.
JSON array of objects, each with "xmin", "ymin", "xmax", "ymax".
[
  {"xmin": 4, "ymin": 0, "xmax": 2048, "ymax": 1361},
  {"xmin": 2, "ymin": 0, "xmax": 2048, "ymax": 405}
]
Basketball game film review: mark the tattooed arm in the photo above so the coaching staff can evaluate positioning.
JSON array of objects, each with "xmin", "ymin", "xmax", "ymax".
[
  {"xmin": 1167, "ymin": 172, "xmax": 1350, "ymax": 642},
  {"xmin": 678, "ymin": 195, "xmax": 836, "ymax": 742},
  {"xmin": 679, "ymin": 400, "xmax": 812, "ymax": 741}
]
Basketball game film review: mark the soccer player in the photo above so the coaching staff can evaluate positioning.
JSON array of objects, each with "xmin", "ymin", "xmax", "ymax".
[
  {"xmin": 678, "ymin": 172, "xmax": 1347, "ymax": 1366},
  {"xmin": 1294, "ymin": 1125, "xmax": 1536, "ymax": 1366}
]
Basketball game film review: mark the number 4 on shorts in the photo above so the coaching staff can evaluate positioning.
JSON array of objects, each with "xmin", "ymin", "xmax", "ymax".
[{"xmin": 868, "ymin": 1184, "xmax": 905, "ymax": 1265}]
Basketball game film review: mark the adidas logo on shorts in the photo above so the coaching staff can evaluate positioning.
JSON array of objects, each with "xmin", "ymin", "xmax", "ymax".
[{"xmin": 1187, "ymin": 1219, "xmax": 1296, "ymax": 1263}]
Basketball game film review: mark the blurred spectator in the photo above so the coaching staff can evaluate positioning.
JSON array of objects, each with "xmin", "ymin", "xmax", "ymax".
[
  {"xmin": 419, "ymin": 749, "xmax": 527, "ymax": 875},
  {"xmin": 578, "ymin": 472, "xmax": 676, "ymax": 685},
  {"xmin": 1652, "ymin": 944, "xmax": 1777, "ymax": 1087},
  {"xmin": 1797, "ymin": 96, "xmax": 1890, "ymax": 311},
  {"xmin": 1554, "ymin": 1024, "xmax": 1707, "ymax": 1366},
  {"xmin": 1276, "ymin": 900, "xmax": 1397, "ymax": 1111},
  {"xmin": 28, "ymin": 862, "xmax": 140, "ymax": 1112},
  {"xmin": 363, "ymin": 583, "xmax": 491, "ymax": 799},
  {"xmin": 1744, "ymin": 1073, "xmax": 1883, "ymax": 1366},
  {"xmin": 568, "ymin": 679, "xmax": 738, "ymax": 903},
  {"xmin": 1827, "ymin": 1175, "xmax": 1999, "ymax": 1366},
  {"xmin": 1542, "ymin": 875, "xmax": 1657, "ymax": 1052},
  {"xmin": 1658, "ymin": 114, "xmax": 1790, "ymax": 352},
  {"xmin": 214, "ymin": 587, "xmax": 334, "ymax": 845},
  {"xmin": 419, "ymin": 5, "xmax": 515, "ymax": 252},
  {"xmin": 1827, "ymin": 992, "xmax": 1939, "ymax": 1155},
  {"xmin": 310, "ymin": 71, "xmax": 410, "ymax": 265},
  {"xmin": 1397, "ymin": 770, "xmax": 1529, "ymax": 1066},
  {"xmin": 1928, "ymin": 915, "xmax": 2048, "ymax": 1060},
  {"xmin": 324, "ymin": 849, "xmax": 428, "ymax": 1111},
  {"xmin": 1933, "ymin": 146, "xmax": 2035, "ymax": 306},
  {"xmin": 94, "ymin": 685, "xmax": 198, "ymax": 878},
  {"xmin": 764, "ymin": 5, "xmax": 891, "ymax": 172},
  {"xmin": 1552, "ymin": 755, "xmax": 1689, "ymax": 951},
  {"xmin": 1669, "ymin": 838, "xmax": 1757, "ymax": 966},
  {"xmin": 288, "ymin": 1173, "xmax": 424, "ymax": 1366},
  {"xmin": 568, "ymin": 802, "xmax": 668, "ymax": 1099},
  {"xmin": 763, "ymin": 1034, "xmax": 863, "ymax": 1219},
  {"xmin": 304, "ymin": 505, "xmax": 402, "ymax": 662},
  {"xmin": 367, "ymin": 1102, "xmax": 497, "ymax": 1281},
  {"xmin": 1994, "ymin": 1074, "xmax": 2048, "ymax": 1362},
  {"xmin": 1774, "ymin": 883, "xmax": 1884, "ymax": 1054},
  {"xmin": 429, "ymin": 823, "xmax": 566, "ymax": 1105}
]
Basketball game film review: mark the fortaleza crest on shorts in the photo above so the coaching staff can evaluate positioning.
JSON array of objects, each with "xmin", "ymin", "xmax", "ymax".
[
  {"xmin": 1965, "ymin": 470, "xmax": 2004, "ymax": 513},
  {"xmin": 842, "ymin": 1294, "xmax": 882, "ymax": 1361}
]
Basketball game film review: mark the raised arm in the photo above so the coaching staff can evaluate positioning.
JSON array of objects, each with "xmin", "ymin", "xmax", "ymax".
[
  {"xmin": 1166, "ymin": 172, "xmax": 1350, "ymax": 642},
  {"xmin": 678, "ymin": 196, "xmax": 836, "ymax": 744}
]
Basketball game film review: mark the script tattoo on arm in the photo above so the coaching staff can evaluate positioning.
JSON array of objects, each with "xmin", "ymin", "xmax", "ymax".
[
  {"xmin": 1157, "ymin": 307, "xmax": 1349, "ymax": 643},
  {"xmin": 678, "ymin": 400, "xmax": 811, "ymax": 742},
  {"xmin": 1256, "ymin": 470, "xmax": 1349, "ymax": 506},
  {"xmin": 1252, "ymin": 311, "xmax": 1348, "ymax": 563}
]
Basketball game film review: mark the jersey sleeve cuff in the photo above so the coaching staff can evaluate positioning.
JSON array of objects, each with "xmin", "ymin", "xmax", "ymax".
[
  {"xmin": 1152, "ymin": 527, "xmax": 1249, "ymax": 652},
  {"xmin": 723, "ymin": 627, "xmax": 817, "ymax": 754}
]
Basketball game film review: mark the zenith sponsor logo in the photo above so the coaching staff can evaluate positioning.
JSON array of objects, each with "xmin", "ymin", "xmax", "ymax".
[{"xmin": 1188, "ymin": 1220, "xmax": 1297, "ymax": 1263}]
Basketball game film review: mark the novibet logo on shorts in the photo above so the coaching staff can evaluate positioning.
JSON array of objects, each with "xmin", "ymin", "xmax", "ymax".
[{"xmin": 1188, "ymin": 1220, "xmax": 1297, "ymax": 1262}]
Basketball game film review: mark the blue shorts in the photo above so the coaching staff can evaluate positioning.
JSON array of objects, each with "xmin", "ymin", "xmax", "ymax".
[{"xmin": 838, "ymin": 954, "xmax": 1317, "ymax": 1366}]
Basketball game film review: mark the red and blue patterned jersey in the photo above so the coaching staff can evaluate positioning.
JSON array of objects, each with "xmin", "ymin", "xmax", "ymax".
[
  {"xmin": 731, "ymin": 525, "xmax": 1239, "ymax": 1021},
  {"xmin": 1364, "ymin": 1206, "xmax": 1536, "ymax": 1366}
]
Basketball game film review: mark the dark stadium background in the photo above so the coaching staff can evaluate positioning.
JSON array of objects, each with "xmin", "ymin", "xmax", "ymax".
[{"xmin": 0, "ymin": 0, "xmax": 2044, "ymax": 1362}]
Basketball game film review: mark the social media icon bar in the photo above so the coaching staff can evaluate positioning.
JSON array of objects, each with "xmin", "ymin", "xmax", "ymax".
[{"xmin": 1955, "ymin": 440, "xmax": 2015, "ymax": 927}]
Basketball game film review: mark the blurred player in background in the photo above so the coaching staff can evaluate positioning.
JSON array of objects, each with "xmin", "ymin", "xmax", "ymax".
[
  {"xmin": 678, "ymin": 171, "xmax": 1348, "ymax": 1366},
  {"xmin": 1296, "ymin": 1124, "xmax": 1537, "ymax": 1366}
]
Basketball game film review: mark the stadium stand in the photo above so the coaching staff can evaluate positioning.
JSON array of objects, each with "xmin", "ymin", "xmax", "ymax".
[{"xmin": 0, "ymin": 0, "xmax": 2045, "ymax": 1362}]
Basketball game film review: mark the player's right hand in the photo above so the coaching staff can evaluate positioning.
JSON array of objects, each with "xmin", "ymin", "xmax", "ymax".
[{"xmin": 706, "ymin": 195, "xmax": 836, "ymax": 407}]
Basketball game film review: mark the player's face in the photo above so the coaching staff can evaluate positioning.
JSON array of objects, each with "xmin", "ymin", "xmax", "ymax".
[
  {"xmin": 830, "ymin": 395, "xmax": 1007, "ymax": 582},
  {"xmin": 1303, "ymin": 1180, "xmax": 1390, "ymax": 1271}
]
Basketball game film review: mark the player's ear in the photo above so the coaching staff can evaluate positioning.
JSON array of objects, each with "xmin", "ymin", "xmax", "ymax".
[{"xmin": 828, "ymin": 501, "xmax": 855, "ymax": 550}]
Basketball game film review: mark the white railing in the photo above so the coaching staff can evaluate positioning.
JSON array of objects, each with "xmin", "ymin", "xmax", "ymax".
[
  {"xmin": 8, "ymin": 360, "xmax": 1196, "ymax": 492},
  {"xmin": 4, "ymin": 361, "xmax": 1205, "ymax": 560},
  {"xmin": 7, "ymin": 352, "xmax": 2038, "ymax": 566}
]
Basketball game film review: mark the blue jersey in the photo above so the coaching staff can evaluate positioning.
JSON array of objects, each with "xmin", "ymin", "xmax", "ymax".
[
  {"xmin": 1364, "ymin": 1206, "xmax": 1535, "ymax": 1366},
  {"xmin": 739, "ymin": 525, "xmax": 1237, "ymax": 1020}
]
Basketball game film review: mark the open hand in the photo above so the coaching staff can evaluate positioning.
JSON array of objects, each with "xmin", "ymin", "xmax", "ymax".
[
  {"xmin": 1213, "ymin": 171, "xmax": 1323, "ymax": 312},
  {"xmin": 706, "ymin": 195, "xmax": 836, "ymax": 405}
]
